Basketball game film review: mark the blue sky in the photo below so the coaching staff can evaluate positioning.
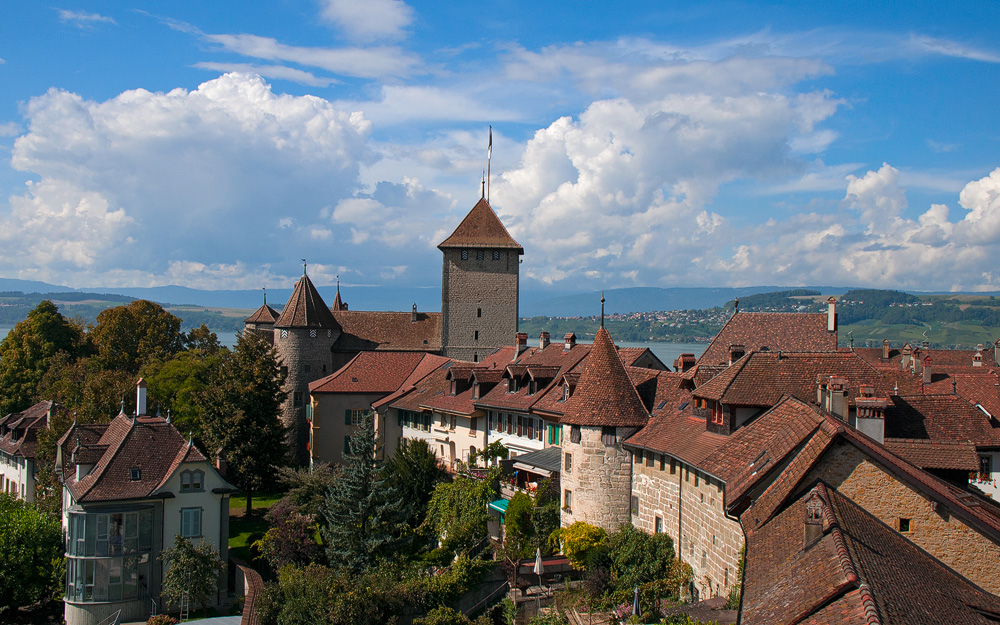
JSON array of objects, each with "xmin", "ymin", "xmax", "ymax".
[{"xmin": 1, "ymin": 1, "xmax": 998, "ymax": 294}]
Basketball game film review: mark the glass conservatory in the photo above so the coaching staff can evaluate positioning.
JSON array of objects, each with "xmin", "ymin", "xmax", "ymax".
[{"xmin": 65, "ymin": 507, "xmax": 155, "ymax": 603}]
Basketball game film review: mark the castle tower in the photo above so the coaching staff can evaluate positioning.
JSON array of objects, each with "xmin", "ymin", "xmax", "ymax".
[
  {"xmin": 273, "ymin": 271, "xmax": 341, "ymax": 465},
  {"xmin": 243, "ymin": 291, "xmax": 279, "ymax": 344},
  {"xmin": 438, "ymin": 197, "xmax": 523, "ymax": 362},
  {"xmin": 560, "ymin": 326, "xmax": 649, "ymax": 531}
]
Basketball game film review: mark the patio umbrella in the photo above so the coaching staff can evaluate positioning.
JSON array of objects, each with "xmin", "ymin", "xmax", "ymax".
[
  {"xmin": 632, "ymin": 586, "xmax": 640, "ymax": 616},
  {"xmin": 533, "ymin": 548, "xmax": 545, "ymax": 575}
]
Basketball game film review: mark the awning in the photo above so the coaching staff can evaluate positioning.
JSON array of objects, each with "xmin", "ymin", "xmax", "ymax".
[
  {"xmin": 488, "ymin": 499, "xmax": 509, "ymax": 514},
  {"xmin": 513, "ymin": 462, "xmax": 552, "ymax": 477}
]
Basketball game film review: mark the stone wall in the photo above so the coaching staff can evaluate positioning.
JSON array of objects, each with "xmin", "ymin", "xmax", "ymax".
[
  {"xmin": 804, "ymin": 440, "xmax": 1000, "ymax": 595},
  {"xmin": 631, "ymin": 450, "xmax": 743, "ymax": 600},
  {"xmin": 441, "ymin": 248, "xmax": 518, "ymax": 362},
  {"xmin": 274, "ymin": 326, "xmax": 339, "ymax": 465},
  {"xmin": 560, "ymin": 425, "xmax": 632, "ymax": 532}
]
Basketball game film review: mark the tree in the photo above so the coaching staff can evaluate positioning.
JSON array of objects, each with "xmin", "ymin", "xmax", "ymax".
[
  {"xmin": 423, "ymin": 467, "xmax": 499, "ymax": 555},
  {"xmin": 0, "ymin": 494, "xmax": 63, "ymax": 615},
  {"xmin": 90, "ymin": 300, "xmax": 185, "ymax": 374},
  {"xmin": 384, "ymin": 439, "xmax": 447, "ymax": 527},
  {"xmin": 0, "ymin": 300, "xmax": 83, "ymax": 415},
  {"xmin": 253, "ymin": 499, "xmax": 323, "ymax": 570},
  {"xmin": 142, "ymin": 348, "xmax": 225, "ymax": 433},
  {"xmin": 275, "ymin": 463, "xmax": 338, "ymax": 517},
  {"xmin": 469, "ymin": 440, "xmax": 508, "ymax": 466},
  {"xmin": 555, "ymin": 522, "xmax": 606, "ymax": 571},
  {"xmin": 322, "ymin": 411, "xmax": 407, "ymax": 572},
  {"xmin": 603, "ymin": 523, "xmax": 677, "ymax": 590},
  {"xmin": 160, "ymin": 536, "xmax": 226, "ymax": 616},
  {"xmin": 198, "ymin": 331, "xmax": 287, "ymax": 513}
]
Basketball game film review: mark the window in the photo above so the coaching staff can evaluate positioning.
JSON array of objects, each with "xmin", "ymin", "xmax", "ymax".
[
  {"xmin": 493, "ymin": 251, "xmax": 500, "ymax": 260},
  {"xmin": 180, "ymin": 470, "xmax": 204, "ymax": 492},
  {"xmin": 898, "ymin": 518, "xmax": 912, "ymax": 532},
  {"xmin": 129, "ymin": 468, "xmax": 141, "ymax": 481},
  {"xmin": 517, "ymin": 415, "xmax": 523, "ymax": 437},
  {"xmin": 181, "ymin": 508, "xmax": 202, "ymax": 538},
  {"xmin": 461, "ymin": 250, "xmax": 469, "ymax": 260},
  {"xmin": 570, "ymin": 425, "xmax": 581, "ymax": 443},
  {"xmin": 635, "ymin": 449, "xmax": 644, "ymax": 464},
  {"xmin": 304, "ymin": 364, "xmax": 311, "ymax": 373},
  {"xmin": 293, "ymin": 392, "xmax": 303, "ymax": 407},
  {"xmin": 701, "ymin": 550, "xmax": 707, "ymax": 570},
  {"xmin": 470, "ymin": 417, "xmax": 478, "ymax": 435},
  {"xmin": 601, "ymin": 426, "xmax": 617, "ymax": 445},
  {"xmin": 565, "ymin": 453, "xmax": 572, "ymax": 473},
  {"xmin": 474, "ymin": 330, "xmax": 479, "ymax": 341},
  {"xmin": 346, "ymin": 409, "xmax": 365, "ymax": 425},
  {"xmin": 980, "ymin": 455, "xmax": 993, "ymax": 480},
  {"xmin": 631, "ymin": 495, "xmax": 639, "ymax": 516},
  {"xmin": 654, "ymin": 516, "xmax": 662, "ymax": 534},
  {"xmin": 563, "ymin": 489, "xmax": 572, "ymax": 511},
  {"xmin": 477, "ymin": 250, "xmax": 485, "ymax": 261},
  {"xmin": 477, "ymin": 308, "xmax": 482, "ymax": 318},
  {"xmin": 711, "ymin": 402, "xmax": 724, "ymax": 425}
]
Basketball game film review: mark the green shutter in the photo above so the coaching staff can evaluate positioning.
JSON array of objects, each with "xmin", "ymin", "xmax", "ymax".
[{"xmin": 345, "ymin": 409, "xmax": 352, "ymax": 425}]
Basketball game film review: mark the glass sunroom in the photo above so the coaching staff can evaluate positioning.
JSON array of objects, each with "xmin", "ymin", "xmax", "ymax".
[{"xmin": 65, "ymin": 506, "xmax": 158, "ymax": 605}]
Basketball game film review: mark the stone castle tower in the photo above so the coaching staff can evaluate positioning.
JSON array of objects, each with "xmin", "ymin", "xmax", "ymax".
[
  {"xmin": 560, "ymin": 326, "xmax": 649, "ymax": 531},
  {"xmin": 271, "ymin": 270, "xmax": 341, "ymax": 465},
  {"xmin": 438, "ymin": 197, "xmax": 523, "ymax": 362}
]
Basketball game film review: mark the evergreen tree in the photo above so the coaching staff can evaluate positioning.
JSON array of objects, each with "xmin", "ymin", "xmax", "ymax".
[
  {"xmin": 198, "ymin": 331, "xmax": 287, "ymax": 513},
  {"xmin": 0, "ymin": 300, "xmax": 83, "ymax": 415},
  {"xmin": 384, "ymin": 438, "xmax": 447, "ymax": 527},
  {"xmin": 322, "ymin": 411, "xmax": 406, "ymax": 572}
]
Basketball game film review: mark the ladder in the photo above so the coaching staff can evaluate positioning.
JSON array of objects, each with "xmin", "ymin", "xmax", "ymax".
[{"xmin": 179, "ymin": 591, "xmax": 190, "ymax": 621}]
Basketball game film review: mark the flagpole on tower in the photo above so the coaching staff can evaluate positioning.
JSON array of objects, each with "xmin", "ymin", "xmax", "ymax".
[{"xmin": 487, "ymin": 125, "xmax": 492, "ymax": 202}]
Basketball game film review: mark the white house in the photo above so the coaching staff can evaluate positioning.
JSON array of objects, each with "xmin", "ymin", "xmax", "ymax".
[{"xmin": 0, "ymin": 400, "xmax": 62, "ymax": 502}]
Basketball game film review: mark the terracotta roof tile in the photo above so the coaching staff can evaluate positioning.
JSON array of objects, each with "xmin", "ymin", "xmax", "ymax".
[
  {"xmin": 0, "ymin": 400, "xmax": 60, "ymax": 459},
  {"xmin": 437, "ymin": 198, "xmax": 523, "ymax": 253},
  {"xmin": 561, "ymin": 327, "xmax": 649, "ymax": 427},
  {"xmin": 274, "ymin": 273, "xmax": 340, "ymax": 329},
  {"xmin": 244, "ymin": 302, "xmax": 279, "ymax": 324},
  {"xmin": 371, "ymin": 354, "xmax": 452, "ymax": 411},
  {"xmin": 332, "ymin": 310, "xmax": 441, "ymax": 352},
  {"xmin": 885, "ymin": 394, "xmax": 1000, "ymax": 446},
  {"xmin": 476, "ymin": 342, "xmax": 590, "ymax": 416},
  {"xmin": 309, "ymin": 351, "xmax": 430, "ymax": 394},
  {"xmin": 882, "ymin": 438, "xmax": 979, "ymax": 472},
  {"xmin": 699, "ymin": 311, "xmax": 837, "ymax": 366}
]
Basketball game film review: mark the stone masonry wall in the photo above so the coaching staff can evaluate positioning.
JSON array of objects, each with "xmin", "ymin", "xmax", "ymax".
[
  {"xmin": 631, "ymin": 451, "xmax": 743, "ymax": 599},
  {"xmin": 804, "ymin": 440, "xmax": 1000, "ymax": 596},
  {"xmin": 441, "ymin": 248, "xmax": 518, "ymax": 362},
  {"xmin": 274, "ymin": 327, "xmax": 338, "ymax": 465},
  {"xmin": 560, "ymin": 426, "xmax": 633, "ymax": 532}
]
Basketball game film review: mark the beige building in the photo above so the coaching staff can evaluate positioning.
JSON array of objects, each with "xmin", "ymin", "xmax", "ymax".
[{"xmin": 0, "ymin": 400, "xmax": 63, "ymax": 502}]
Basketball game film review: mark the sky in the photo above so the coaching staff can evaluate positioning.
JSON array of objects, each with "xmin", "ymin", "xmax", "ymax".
[{"xmin": 1, "ymin": 1, "xmax": 999, "ymax": 295}]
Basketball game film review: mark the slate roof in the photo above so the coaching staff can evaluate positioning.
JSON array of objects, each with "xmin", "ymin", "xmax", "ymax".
[
  {"xmin": 0, "ymin": 400, "xmax": 60, "ymax": 459},
  {"xmin": 274, "ymin": 273, "xmax": 341, "ymax": 329},
  {"xmin": 309, "ymin": 351, "xmax": 431, "ymax": 394},
  {"xmin": 59, "ymin": 414, "xmax": 223, "ymax": 503},
  {"xmin": 332, "ymin": 310, "xmax": 441, "ymax": 352},
  {"xmin": 244, "ymin": 302, "xmax": 279, "ymax": 325},
  {"xmin": 693, "ymin": 351, "xmax": 890, "ymax": 408},
  {"xmin": 437, "ymin": 198, "xmax": 524, "ymax": 253},
  {"xmin": 560, "ymin": 327, "xmax": 649, "ymax": 428},
  {"xmin": 742, "ymin": 482, "xmax": 1000, "ymax": 625},
  {"xmin": 509, "ymin": 446, "xmax": 562, "ymax": 474},
  {"xmin": 698, "ymin": 311, "xmax": 837, "ymax": 366}
]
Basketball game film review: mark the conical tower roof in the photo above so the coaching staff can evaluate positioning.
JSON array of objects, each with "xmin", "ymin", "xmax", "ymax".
[
  {"xmin": 561, "ymin": 327, "xmax": 649, "ymax": 427},
  {"xmin": 437, "ymin": 198, "xmax": 523, "ymax": 253},
  {"xmin": 274, "ymin": 273, "xmax": 341, "ymax": 329},
  {"xmin": 245, "ymin": 302, "xmax": 279, "ymax": 325}
]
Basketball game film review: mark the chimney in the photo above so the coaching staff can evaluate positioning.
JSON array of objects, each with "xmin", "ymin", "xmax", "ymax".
[
  {"xmin": 974, "ymin": 344, "xmax": 983, "ymax": 367},
  {"xmin": 216, "ymin": 447, "xmax": 227, "ymax": 478},
  {"xmin": 804, "ymin": 492, "xmax": 824, "ymax": 548},
  {"xmin": 674, "ymin": 353, "xmax": 696, "ymax": 373},
  {"xmin": 827, "ymin": 297, "xmax": 837, "ymax": 333},
  {"xmin": 995, "ymin": 339, "xmax": 1000, "ymax": 367},
  {"xmin": 912, "ymin": 349, "xmax": 923, "ymax": 375},
  {"xmin": 564, "ymin": 333, "xmax": 576, "ymax": 350},
  {"xmin": 901, "ymin": 343, "xmax": 912, "ymax": 369},
  {"xmin": 728, "ymin": 344, "xmax": 746, "ymax": 366},
  {"xmin": 922, "ymin": 356, "xmax": 932, "ymax": 385},
  {"xmin": 855, "ymin": 396, "xmax": 887, "ymax": 444},
  {"xmin": 539, "ymin": 331, "xmax": 550, "ymax": 349},
  {"xmin": 411, "ymin": 303, "xmax": 418, "ymax": 323},
  {"xmin": 816, "ymin": 374, "xmax": 827, "ymax": 405},
  {"xmin": 921, "ymin": 339, "xmax": 930, "ymax": 351},
  {"xmin": 515, "ymin": 332, "xmax": 529, "ymax": 356},
  {"xmin": 136, "ymin": 378, "xmax": 147, "ymax": 416},
  {"xmin": 882, "ymin": 339, "xmax": 890, "ymax": 361},
  {"xmin": 827, "ymin": 377, "xmax": 847, "ymax": 420}
]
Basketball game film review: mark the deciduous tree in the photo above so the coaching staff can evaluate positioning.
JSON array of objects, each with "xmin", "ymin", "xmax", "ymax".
[
  {"xmin": 159, "ymin": 536, "xmax": 226, "ymax": 616},
  {"xmin": 90, "ymin": 300, "xmax": 185, "ymax": 374},
  {"xmin": 0, "ymin": 494, "xmax": 63, "ymax": 615}
]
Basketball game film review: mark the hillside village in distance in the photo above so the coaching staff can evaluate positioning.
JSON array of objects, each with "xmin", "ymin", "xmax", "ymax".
[{"xmin": 4, "ymin": 194, "xmax": 1000, "ymax": 625}]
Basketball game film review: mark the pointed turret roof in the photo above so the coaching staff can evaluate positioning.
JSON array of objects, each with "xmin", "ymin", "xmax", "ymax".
[
  {"xmin": 437, "ymin": 198, "xmax": 523, "ymax": 253},
  {"xmin": 245, "ymin": 302, "xmax": 279, "ymax": 325},
  {"xmin": 561, "ymin": 327, "xmax": 649, "ymax": 427},
  {"xmin": 332, "ymin": 280, "xmax": 347, "ymax": 311},
  {"xmin": 274, "ymin": 273, "xmax": 341, "ymax": 329}
]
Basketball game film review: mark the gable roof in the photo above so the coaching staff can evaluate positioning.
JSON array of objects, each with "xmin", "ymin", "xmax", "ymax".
[
  {"xmin": 332, "ymin": 310, "xmax": 441, "ymax": 352},
  {"xmin": 437, "ymin": 198, "xmax": 524, "ymax": 253},
  {"xmin": 0, "ymin": 400, "xmax": 60, "ymax": 459},
  {"xmin": 309, "ymin": 351, "xmax": 431, "ymax": 394},
  {"xmin": 698, "ymin": 311, "xmax": 836, "ymax": 366},
  {"xmin": 742, "ymin": 482, "xmax": 1000, "ymax": 625},
  {"xmin": 561, "ymin": 327, "xmax": 649, "ymax": 428},
  {"xmin": 371, "ymin": 354, "xmax": 452, "ymax": 411},
  {"xmin": 274, "ymin": 273, "xmax": 340, "ymax": 329}
]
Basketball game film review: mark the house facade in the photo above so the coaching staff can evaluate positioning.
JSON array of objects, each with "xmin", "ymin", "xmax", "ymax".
[{"xmin": 0, "ymin": 400, "xmax": 63, "ymax": 502}]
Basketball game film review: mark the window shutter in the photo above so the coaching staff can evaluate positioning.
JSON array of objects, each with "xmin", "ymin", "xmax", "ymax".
[{"xmin": 345, "ymin": 410, "xmax": 352, "ymax": 425}]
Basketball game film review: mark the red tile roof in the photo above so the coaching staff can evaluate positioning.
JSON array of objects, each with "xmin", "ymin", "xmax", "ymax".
[
  {"xmin": 274, "ymin": 273, "xmax": 341, "ymax": 329},
  {"xmin": 309, "ymin": 351, "xmax": 431, "ymax": 394},
  {"xmin": 60, "ymin": 414, "xmax": 222, "ymax": 503},
  {"xmin": 437, "ymin": 198, "xmax": 523, "ymax": 253},
  {"xmin": 885, "ymin": 394, "xmax": 1000, "ymax": 446},
  {"xmin": 244, "ymin": 302, "xmax": 279, "ymax": 324},
  {"xmin": 475, "ymin": 341, "xmax": 590, "ymax": 416},
  {"xmin": 560, "ymin": 327, "xmax": 649, "ymax": 427},
  {"xmin": 0, "ymin": 400, "xmax": 61, "ymax": 459},
  {"xmin": 332, "ymin": 310, "xmax": 441, "ymax": 352},
  {"xmin": 389, "ymin": 347, "xmax": 520, "ymax": 416},
  {"xmin": 882, "ymin": 438, "xmax": 979, "ymax": 472},
  {"xmin": 699, "ymin": 311, "xmax": 837, "ymax": 366},
  {"xmin": 371, "ymin": 354, "xmax": 452, "ymax": 411},
  {"xmin": 743, "ymin": 482, "xmax": 1000, "ymax": 625}
]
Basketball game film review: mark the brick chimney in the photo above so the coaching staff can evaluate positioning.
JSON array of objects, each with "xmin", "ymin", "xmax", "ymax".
[
  {"xmin": 922, "ymin": 356, "xmax": 932, "ymax": 385},
  {"xmin": 515, "ymin": 332, "xmax": 529, "ymax": 357},
  {"xmin": 816, "ymin": 374, "xmax": 827, "ymax": 405},
  {"xmin": 804, "ymin": 492, "xmax": 824, "ymax": 549},
  {"xmin": 882, "ymin": 339, "xmax": 890, "ymax": 361},
  {"xmin": 912, "ymin": 349, "xmax": 923, "ymax": 375},
  {"xmin": 539, "ymin": 331, "xmax": 550, "ymax": 349},
  {"xmin": 136, "ymin": 378, "xmax": 147, "ymax": 416},
  {"xmin": 564, "ymin": 333, "xmax": 576, "ymax": 350},
  {"xmin": 901, "ymin": 343, "xmax": 912, "ymax": 369},
  {"xmin": 827, "ymin": 297, "xmax": 837, "ymax": 333}
]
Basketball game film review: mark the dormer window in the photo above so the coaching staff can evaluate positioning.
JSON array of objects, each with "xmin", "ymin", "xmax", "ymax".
[
  {"xmin": 180, "ymin": 469, "xmax": 204, "ymax": 492},
  {"xmin": 562, "ymin": 384, "xmax": 570, "ymax": 402},
  {"xmin": 450, "ymin": 379, "xmax": 457, "ymax": 396},
  {"xmin": 129, "ymin": 468, "xmax": 141, "ymax": 481},
  {"xmin": 508, "ymin": 378, "xmax": 518, "ymax": 393}
]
